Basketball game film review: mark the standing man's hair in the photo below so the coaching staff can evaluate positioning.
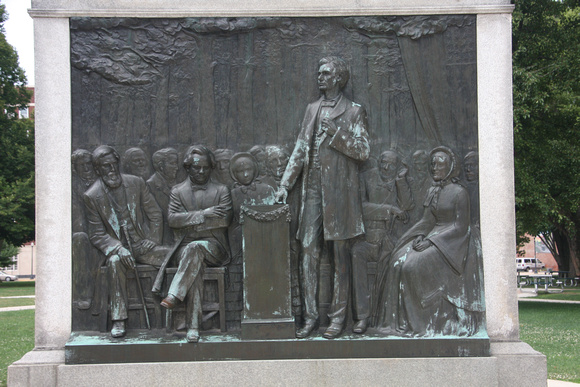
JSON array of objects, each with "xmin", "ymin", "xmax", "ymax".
[{"xmin": 319, "ymin": 56, "xmax": 350, "ymax": 89}]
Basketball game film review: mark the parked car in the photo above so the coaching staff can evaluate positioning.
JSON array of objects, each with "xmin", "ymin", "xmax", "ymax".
[
  {"xmin": 0, "ymin": 271, "xmax": 18, "ymax": 282},
  {"xmin": 516, "ymin": 258, "xmax": 546, "ymax": 271}
]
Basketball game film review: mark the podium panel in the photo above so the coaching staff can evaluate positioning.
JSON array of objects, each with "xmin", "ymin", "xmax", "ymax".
[{"xmin": 241, "ymin": 204, "xmax": 295, "ymax": 339}]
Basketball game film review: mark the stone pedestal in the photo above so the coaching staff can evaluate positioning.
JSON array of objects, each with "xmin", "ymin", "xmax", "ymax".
[
  {"xmin": 7, "ymin": 1, "xmax": 548, "ymax": 386},
  {"xmin": 241, "ymin": 205, "xmax": 294, "ymax": 340},
  {"xmin": 9, "ymin": 342, "xmax": 546, "ymax": 387}
]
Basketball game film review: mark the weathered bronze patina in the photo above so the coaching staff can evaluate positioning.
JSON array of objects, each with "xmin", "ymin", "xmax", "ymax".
[{"xmin": 68, "ymin": 16, "xmax": 485, "ymax": 362}]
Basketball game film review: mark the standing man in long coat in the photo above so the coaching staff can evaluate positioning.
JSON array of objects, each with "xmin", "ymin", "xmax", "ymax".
[{"xmin": 275, "ymin": 56, "xmax": 370, "ymax": 339}]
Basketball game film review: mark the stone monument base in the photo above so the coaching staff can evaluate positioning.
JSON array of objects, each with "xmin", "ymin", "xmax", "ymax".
[{"xmin": 9, "ymin": 342, "xmax": 546, "ymax": 387}]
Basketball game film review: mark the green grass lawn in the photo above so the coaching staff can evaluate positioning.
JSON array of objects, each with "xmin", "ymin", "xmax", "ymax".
[
  {"xmin": 518, "ymin": 288, "xmax": 580, "ymax": 302},
  {"xmin": 519, "ymin": 302, "xmax": 580, "ymax": 383},
  {"xmin": 0, "ymin": 282, "xmax": 35, "ymax": 298},
  {"xmin": 534, "ymin": 288, "xmax": 580, "ymax": 302},
  {"xmin": 0, "ymin": 310, "xmax": 35, "ymax": 387},
  {"xmin": 0, "ymin": 298, "xmax": 35, "ymax": 308},
  {"xmin": 0, "ymin": 282, "xmax": 36, "ymax": 309},
  {"xmin": 0, "ymin": 280, "xmax": 577, "ymax": 386}
]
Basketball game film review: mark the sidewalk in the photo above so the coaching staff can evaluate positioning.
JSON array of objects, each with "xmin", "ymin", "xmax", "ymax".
[
  {"xmin": 517, "ymin": 290, "xmax": 580, "ymax": 304},
  {"xmin": 0, "ymin": 295, "xmax": 36, "ymax": 312},
  {"xmin": 549, "ymin": 380, "xmax": 580, "ymax": 386},
  {"xmin": 0, "ymin": 305, "xmax": 35, "ymax": 312},
  {"xmin": 519, "ymin": 298, "xmax": 580, "ymax": 304}
]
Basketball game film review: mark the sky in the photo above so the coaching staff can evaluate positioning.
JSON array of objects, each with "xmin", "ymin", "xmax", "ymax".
[{"xmin": 2, "ymin": 0, "xmax": 34, "ymax": 86}]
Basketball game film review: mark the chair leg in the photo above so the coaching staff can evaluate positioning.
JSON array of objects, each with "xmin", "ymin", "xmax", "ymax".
[
  {"xmin": 99, "ymin": 267, "xmax": 109, "ymax": 332},
  {"xmin": 166, "ymin": 309, "xmax": 173, "ymax": 333},
  {"xmin": 217, "ymin": 274, "xmax": 226, "ymax": 332},
  {"xmin": 153, "ymin": 295, "xmax": 163, "ymax": 329}
]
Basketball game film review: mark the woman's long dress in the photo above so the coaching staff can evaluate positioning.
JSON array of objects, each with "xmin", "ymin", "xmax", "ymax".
[{"xmin": 372, "ymin": 182, "xmax": 485, "ymax": 336}]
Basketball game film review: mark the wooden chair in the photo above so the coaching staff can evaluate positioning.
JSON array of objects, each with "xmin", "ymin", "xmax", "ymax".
[
  {"xmin": 164, "ymin": 266, "xmax": 227, "ymax": 332},
  {"xmin": 98, "ymin": 264, "xmax": 163, "ymax": 332}
]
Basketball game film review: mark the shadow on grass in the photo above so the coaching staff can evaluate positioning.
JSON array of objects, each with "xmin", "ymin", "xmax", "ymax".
[
  {"xmin": 0, "ymin": 281, "xmax": 35, "ymax": 289},
  {"xmin": 0, "ymin": 281, "xmax": 35, "ymax": 298}
]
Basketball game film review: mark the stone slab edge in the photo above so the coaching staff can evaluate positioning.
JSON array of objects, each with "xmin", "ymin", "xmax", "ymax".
[
  {"xmin": 28, "ymin": 5, "xmax": 515, "ymax": 18},
  {"xmin": 64, "ymin": 335, "xmax": 490, "ymax": 364},
  {"xmin": 8, "ymin": 342, "xmax": 547, "ymax": 387}
]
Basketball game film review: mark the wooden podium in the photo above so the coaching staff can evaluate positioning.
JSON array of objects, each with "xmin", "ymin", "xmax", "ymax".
[{"xmin": 240, "ymin": 204, "xmax": 295, "ymax": 339}]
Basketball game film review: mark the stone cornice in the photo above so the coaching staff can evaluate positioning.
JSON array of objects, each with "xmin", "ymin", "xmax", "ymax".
[{"xmin": 29, "ymin": 5, "xmax": 514, "ymax": 18}]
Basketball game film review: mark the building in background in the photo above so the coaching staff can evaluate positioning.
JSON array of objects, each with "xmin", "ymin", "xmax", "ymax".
[
  {"xmin": 17, "ymin": 86, "xmax": 35, "ymax": 119},
  {"xmin": 2, "ymin": 242, "xmax": 36, "ymax": 279},
  {"xmin": 519, "ymin": 235, "xmax": 557, "ymax": 271}
]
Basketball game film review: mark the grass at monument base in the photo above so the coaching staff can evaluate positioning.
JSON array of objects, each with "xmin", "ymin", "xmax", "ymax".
[
  {"xmin": 0, "ymin": 298, "xmax": 35, "ymax": 308},
  {"xmin": 534, "ymin": 288, "xmax": 580, "ymax": 302},
  {"xmin": 0, "ymin": 310, "xmax": 34, "ymax": 387},
  {"xmin": 0, "ymin": 281, "xmax": 35, "ymax": 316},
  {"xmin": 519, "ymin": 301, "xmax": 580, "ymax": 383},
  {"xmin": 0, "ymin": 282, "xmax": 36, "ymax": 387},
  {"xmin": 1, "ymin": 288, "xmax": 579, "ymax": 385}
]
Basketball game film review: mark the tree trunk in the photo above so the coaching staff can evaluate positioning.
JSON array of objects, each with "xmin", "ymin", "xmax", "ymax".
[
  {"xmin": 570, "ymin": 246, "xmax": 580, "ymax": 277},
  {"xmin": 571, "ymin": 227, "xmax": 580, "ymax": 278},
  {"xmin": 540, "ymin": 233, "xmax": 563, "ymax": 270},
  {"xmin": 553, "ymin": 229, "xmax": 570, "ymax": 273}
]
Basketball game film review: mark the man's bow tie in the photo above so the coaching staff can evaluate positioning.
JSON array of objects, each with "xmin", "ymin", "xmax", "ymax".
[
  {"xmin": 191, "ymin": 184, "xmax": 208, "ymax": 192},
  {"xmin": 321, "ymin": 99, "xmax": 338, "ymax": 108}
]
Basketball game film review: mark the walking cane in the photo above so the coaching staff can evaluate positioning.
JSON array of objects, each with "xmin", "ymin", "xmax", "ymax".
[{"xmin": 121, "ymin": 223, "xmax": 151, "ymax": 330}]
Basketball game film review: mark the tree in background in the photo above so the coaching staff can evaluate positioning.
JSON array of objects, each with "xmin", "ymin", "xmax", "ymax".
[
  {"xmin": 0, "ymin": 242, "xmax": 19, "ymax": 267},
  {"xmin": 0, "ymin": 3, "xmax": 34, "ymax": 257},
  {"xmin": 513, "ymin": 0, "xmax": 580, "ymax": 275}
]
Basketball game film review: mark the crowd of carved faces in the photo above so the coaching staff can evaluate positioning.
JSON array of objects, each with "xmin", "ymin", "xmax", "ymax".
[{"xmin": 71, "ymin": 142, "xmax": 484, "ymax": 340}]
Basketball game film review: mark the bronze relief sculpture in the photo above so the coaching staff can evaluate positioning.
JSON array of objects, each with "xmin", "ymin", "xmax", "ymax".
[
  {"xmin": 275, "ymin": 56, "xmax": 370, "ymax": 339},
  {"xmin": 229, "ymin": 152, "xmax": 276, "ymax": 266},
  {"xmin": 123, "ymin": 147, "xmax": 151, "ymax": 181},
  {"xmin": 83, "ymin": 145, "xmax": 170, "ymax": 337},
  {"xmin": 161, "ymin": 146, "xmax": 232, "ymax": 342},
  {"xmin": 68, "ymin": 16, "xmax": 486, "ymax": 360},
  {"xmin": 372, "ymin": 146, "xmax": 485, "ymax": 336},
  {"xmin": 351, "ymin": 150, "xmax": 414, "ymax": 334},
  {"xmin": 147, "ymin": 147, "xmax": 179, "ymax": 246}
]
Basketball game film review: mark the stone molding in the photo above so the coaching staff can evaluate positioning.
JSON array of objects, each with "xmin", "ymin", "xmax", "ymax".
[
  {"xmin": 29, "ymin": 5, "xmax": 514, "ymax": 18},
  {"xmin": 8, "ymin": 342, "xmax": 546, "ymax": 387}
]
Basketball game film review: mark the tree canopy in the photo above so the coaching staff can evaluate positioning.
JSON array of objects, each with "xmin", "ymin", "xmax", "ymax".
[
  {"xmin": 0, "ymin": 4, "xmax": 34, "ymax": 256},
  {"xmin": 0, "ymin": 242, "xmax": 19, "ymax": 267},
  {"xmin": 513, "ymin": 0, "xmax": 580, "ymax": 275}
]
